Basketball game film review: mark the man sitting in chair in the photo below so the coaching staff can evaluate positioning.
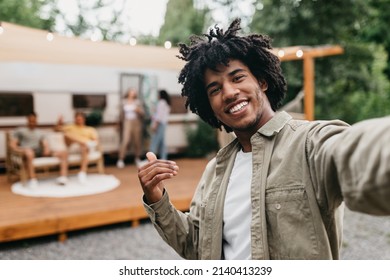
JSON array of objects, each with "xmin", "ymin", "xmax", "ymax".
[
  {"xmin": 56, "ymin": 111, "xmax": 99, "ymax": 184},
  {"xmin": 9, "ymin": 112, "xmax": 69, "ymax": 188}
]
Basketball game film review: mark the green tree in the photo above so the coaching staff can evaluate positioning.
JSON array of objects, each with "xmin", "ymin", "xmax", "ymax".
[
  {"xmin": 206, "ymin": 0, "xmax": 255, "ymax": 32},
  {"xmin": 0, "ymin": 0, "xmax": 55, "ymax": 30},
  {"xmin": 51, "ymin": 0, "xmax": 128, "ymax": 42},
  {"xmin": 185, "ymin": 119, "xmax": 219, "ymax": 158},
  {"xmin": 360, "ymin": 0, "xmax": 390, "ymax": 80},
  {"xmin": 158, "ymin": 0, "xmax": 208, "ymax": 46},
  {"xmin": 250, "ymin": 0, "xmax": 390, "ymax": 123},
  {"xmin": 136, "ymin": 34, "xmax": 159, "ymax": 46}
]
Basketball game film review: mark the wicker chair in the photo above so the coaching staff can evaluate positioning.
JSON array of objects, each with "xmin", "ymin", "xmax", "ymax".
[{"xmin": 5, "ymin": 131, "xmax": 105, "ymax": 184}]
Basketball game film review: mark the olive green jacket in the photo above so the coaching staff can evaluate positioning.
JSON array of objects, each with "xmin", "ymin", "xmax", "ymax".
[{"xmin": 144, "ymin": 111, "xmax": 390, "ymax": 259}]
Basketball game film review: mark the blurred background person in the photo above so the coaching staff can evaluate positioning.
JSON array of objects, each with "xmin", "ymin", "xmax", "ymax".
[
  {"xmin": 10, "ymin": 112, "xmax": 68, "ymax": 188},
  {"xmin": 149, "ymin": 89, "xmax": 171, "ymax": 160},
  {"xmin": 56, "ymin": 111, "xmax": 98, "ymax": 184},
  {"xmin": 117, "ymin": 88, "xmax": 144, "ymax": 168}
]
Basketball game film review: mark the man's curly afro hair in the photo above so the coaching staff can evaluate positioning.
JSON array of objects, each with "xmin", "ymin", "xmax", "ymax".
[{"xmin": 177, "ymin": 18, "xmax": 287, "ymax": 133}]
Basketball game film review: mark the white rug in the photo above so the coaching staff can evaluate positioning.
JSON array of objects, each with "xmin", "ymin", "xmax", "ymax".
[{"xmin": 11, "ymin": 174, "xmax": 120, "ymax": 198}]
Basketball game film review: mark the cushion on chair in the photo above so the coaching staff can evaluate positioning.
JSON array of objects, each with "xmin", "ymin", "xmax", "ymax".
[
  {"xmin": 46, "ymin": 132, "xmax": 67, "ymax": 152},
  {"xmin": 68, "ymin": 151, "xmax": 102, "ymax": 164},
  {"xmin": 33, "ymin": 157, "xmax": 61, "ymax": 167},
  {"xmin": 31, "ymin": 133, "xmax": 102, "ymax": 167}
]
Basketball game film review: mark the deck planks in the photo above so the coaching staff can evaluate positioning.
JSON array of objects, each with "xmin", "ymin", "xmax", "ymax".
[{"xmin": 0, "ymin": 158, "xmax": 208, "ymax": 243}]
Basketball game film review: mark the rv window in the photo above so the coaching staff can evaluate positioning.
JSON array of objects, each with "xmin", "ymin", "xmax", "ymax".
[
  {"xmin": 72, "ymin": 94, "xmax": 106, "ymax": 109},
  {"xmin": 0, "ymin": 93, "xmax": 34, "ymax": 116}
]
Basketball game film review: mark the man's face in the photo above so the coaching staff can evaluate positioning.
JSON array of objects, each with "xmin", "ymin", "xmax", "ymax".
[
  {"xmin": 75, "ymin": 114, "xmax": 85, "ymax": 126},
  {"xmin": 27, "ymin": 115, "xmax": 37, "ymax": 128},
  {"xmin": 204, "ymin": 59, "xmax": 274, "ymax": 135}
]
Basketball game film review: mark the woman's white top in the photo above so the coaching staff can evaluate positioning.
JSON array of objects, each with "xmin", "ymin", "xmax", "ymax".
[
  {"xmin": 222, "ymin": 150, "xmax": 252, "ymax": 260},
  {"xmin": 153, "ymin": 99, "xmax": 170, "ymax": 124},
  {"xmin": 123, "ymin": 101, "xmax": 139, "ymax": 120}
]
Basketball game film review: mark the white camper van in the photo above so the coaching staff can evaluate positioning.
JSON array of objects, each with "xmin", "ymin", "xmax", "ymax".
[
  {"xmin": 0, "ymin": 23, "xmax": 200, "ymax": 169},
  {"xmin": 0, "ymin": 62, "xmax": 198, "ymax": 168}
]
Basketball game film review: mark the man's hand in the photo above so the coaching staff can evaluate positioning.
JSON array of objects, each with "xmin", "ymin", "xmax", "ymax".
[
  {"xmin": 57, "ymin": 115, "xmax": 64, "ymax": 126},
  {"xmin": 138, "ymin": 152, "xmax": 179, "ymax": 204}
]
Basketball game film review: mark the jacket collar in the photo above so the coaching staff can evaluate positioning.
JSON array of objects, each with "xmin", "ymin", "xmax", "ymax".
[
  {"xmin": 257, "ymin": 111, "xmax": 292, "ymax": 137},
  {"xmin": 216, "ymin": 111, "xmax": 292, "ymax": 160}
]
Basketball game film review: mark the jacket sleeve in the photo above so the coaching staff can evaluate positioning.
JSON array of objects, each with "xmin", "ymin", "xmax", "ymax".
[
  {"xmin": 143, "ymin": 159, "xmax": 215, "ymax": 259},
  {"xmin": 143, "ymin": 191, "xmax": 198, "ymax": 259},
  {"xmin": 332, "ymin": 116, "xmax": 390, "ymax": 215},
  {"xmin": 307, "ymin": 116, "xmax": 390, "ymax": 215}
]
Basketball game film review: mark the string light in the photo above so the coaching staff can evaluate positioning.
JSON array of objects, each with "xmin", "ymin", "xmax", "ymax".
[
  {"xmin": 296, "ymin": 49, "xmax": 303, "ymax": 58},
  {"xmin": 0, "ymin": 24, "xmax": 318, "ymax": 63},
  {"xmin": 129, "ymin": 37, "xmax": 137, "ymax": 46},
  {"xmin": 164, "ymin": 40, "xmax": 172, "ymax": 49},
  {"xmin": 91, "ymin": 34, "xmax": 99, "ymax": 42},
  {"xmin": 46, "ymin": 31, "xmax": 54, "ymax": 42}
]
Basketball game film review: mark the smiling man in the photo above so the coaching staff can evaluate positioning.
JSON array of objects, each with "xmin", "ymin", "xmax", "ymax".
[
  {"xmin": 137, "ymin": 18, "xmax": 390, "ymax": 260},
  {"xmin": 204, "ymin": 60, "xmax": 274, "ymax": 152}
]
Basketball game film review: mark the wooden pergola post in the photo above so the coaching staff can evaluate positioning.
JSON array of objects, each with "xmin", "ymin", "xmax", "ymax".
[
  {"xmin": 275, "ymin": 45, "xmax": 344, "ymax": 121},
  {"xmin": 303, "ymin": 57, "xmax": 315, "ymax": 121}
]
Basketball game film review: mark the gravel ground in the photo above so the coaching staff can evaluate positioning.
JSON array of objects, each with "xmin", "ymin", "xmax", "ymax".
[{"xmin": 0, "ymin": 207, "xmax": 389, "ymax": 260}]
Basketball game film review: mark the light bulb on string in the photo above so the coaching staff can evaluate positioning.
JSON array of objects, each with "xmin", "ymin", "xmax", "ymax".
[
  {"xmin": 91, "ymin": 34, "xmax": 99, "ymax": 42},
  {"xmin": 46, "ymin": 31, "xmax": 54, "ymax": 42},
  {"xmin": 129, "ymin": 37, "xmax": 137, "ymax": 46},
  {"xmin": 296, "ymin": 49, "xmax": 303, "ymax": 58},
  {"xmin": 164, "ymin": 41, "xmax": 172, "ymax": 49}
]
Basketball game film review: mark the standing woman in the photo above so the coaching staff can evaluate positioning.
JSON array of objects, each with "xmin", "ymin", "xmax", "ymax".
[
  {"xmin": 149, "ymin": 90, "xmax": 171, "ymax": 160},
  {"xmin": 117, "ymin": 88, "xmax": 144, "ymax": 168}
]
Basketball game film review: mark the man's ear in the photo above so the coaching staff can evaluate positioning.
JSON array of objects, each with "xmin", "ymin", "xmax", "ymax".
[{"xmin": 259, "ymin": 80, "xmax": 268, "ymax": 91}]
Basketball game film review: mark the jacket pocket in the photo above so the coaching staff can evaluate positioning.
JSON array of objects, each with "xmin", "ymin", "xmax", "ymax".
[{"xmin": 265, "ymin": 185, "xmax": 319, "ymax": 259}]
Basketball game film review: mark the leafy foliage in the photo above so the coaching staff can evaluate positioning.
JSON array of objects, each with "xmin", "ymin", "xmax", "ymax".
[
  {"xmin": 185, "ymin": 119, "xmax": 219, "ymax": 158},
  {"xmin": 158, "ymin": 0, "xmax": 208, "ymax": 45},
  {"xmin": 50, "ymin": 0, "xmax": 128, "ymax": 42},
  {"xmin": 250, "ymin": 0, "xmax": 390, "ymax": 123},
  {"xmin": 0, "ymin": 0, "xmax": 55, "ymax": 30},
  {"xmin": 85, "ymin": 109, "xmax": 103, "ymax": 127}
]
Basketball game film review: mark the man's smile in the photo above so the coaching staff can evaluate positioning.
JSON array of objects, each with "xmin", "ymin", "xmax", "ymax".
[{"xmin": 226, "ymin": 100, "xmax": 249, "ymax": 114}]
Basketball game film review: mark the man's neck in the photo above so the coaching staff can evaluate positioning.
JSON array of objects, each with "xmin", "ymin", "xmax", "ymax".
[
  {"xmin": 235, "ymin": 134, "xmax": 253, "ymax": 152},
  {"xmin": 234, "ymin": 111, "xmax": 275, "ymax": 152}
]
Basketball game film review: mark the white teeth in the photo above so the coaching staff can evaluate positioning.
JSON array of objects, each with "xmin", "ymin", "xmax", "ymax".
[{"xmin": 229, "ymin": 101, "xmax": 248, "ymax": 113}]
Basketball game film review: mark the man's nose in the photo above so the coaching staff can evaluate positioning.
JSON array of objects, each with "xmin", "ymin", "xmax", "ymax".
[{"xmin": 222, "ymin": 82, "xmax": 239, "ymax": 101}]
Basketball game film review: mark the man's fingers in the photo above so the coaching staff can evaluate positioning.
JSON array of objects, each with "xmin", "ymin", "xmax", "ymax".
[
  {"xmin": 140, "ymin": 163, "xmax": 178, "ymax": 181},
  {"xmin": 146, "ymin": 151, "xmax": 157, "ymax": 162},
  {"xmin": 146, "ymin": 173, "xmax": 173, "ymax": 188},
  {"xmin": 139, "ymin": 162, "xmax": 178, "ymax": 187}
]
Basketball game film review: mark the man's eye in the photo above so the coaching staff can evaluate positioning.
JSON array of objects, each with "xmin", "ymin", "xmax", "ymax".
[
  {"xmin": 209, "ymin": 87, "xmax": 221, "ymax": 95},
  {"xmin": 233, "ymin": 75, "xmax": 245, "ymax": 82}
]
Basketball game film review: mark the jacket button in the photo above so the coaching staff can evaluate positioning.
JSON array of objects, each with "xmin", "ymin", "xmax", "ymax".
[{"xmin": 275, "ymin": 203, "xmax": 281, "ymax": 210}]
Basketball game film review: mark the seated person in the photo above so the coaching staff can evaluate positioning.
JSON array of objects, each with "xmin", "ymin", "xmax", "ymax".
[
  {"xmin": 56, "ymin": 111, "xmax": 99, "ymax": 184},
  {"xmin": 9, "ymin": 112, "xmax": 68, "ymax": 188}
]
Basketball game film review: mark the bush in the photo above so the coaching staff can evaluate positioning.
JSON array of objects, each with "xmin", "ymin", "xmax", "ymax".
[
  {"xmin": 86, "ymin": 110, "xmax": 102, "ymax": 127},
  {"xmin": 185, "ymin": 119, "xmax": 219, "ymax": 158}
]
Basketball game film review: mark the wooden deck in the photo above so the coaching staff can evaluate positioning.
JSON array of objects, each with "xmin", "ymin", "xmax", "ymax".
[{"xmin": 0, "ymin": 157, "xmax": 209, "ymax": 243}]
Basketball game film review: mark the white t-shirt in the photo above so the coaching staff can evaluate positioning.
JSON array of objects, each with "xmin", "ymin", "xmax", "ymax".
[
  {"xmin": 123, "ymin": 101, "xmax": 139, "ymax": 120},
  {"xmin": 223, "ymin": 150, "xmax": 252, "ymax": 259}
]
